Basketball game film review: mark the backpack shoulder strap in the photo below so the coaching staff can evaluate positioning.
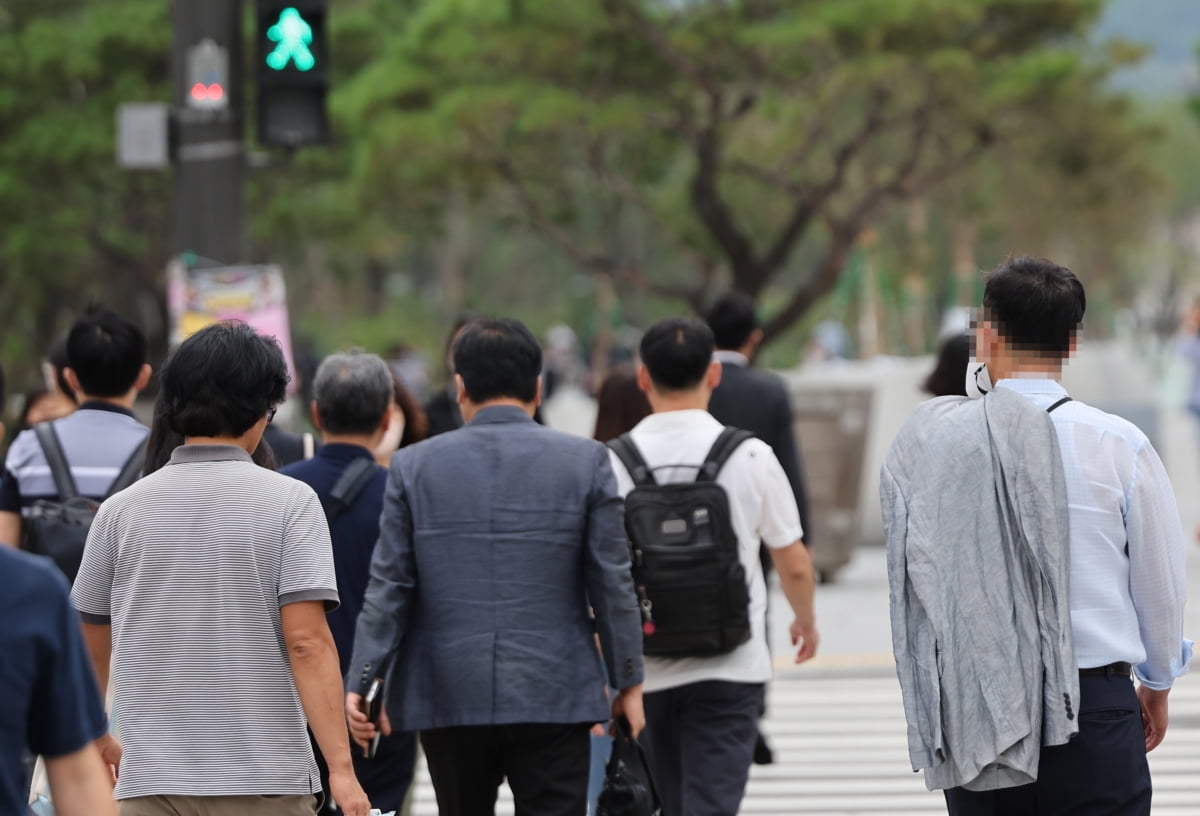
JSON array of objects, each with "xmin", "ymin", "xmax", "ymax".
[
  {"xmin": 607, "ymin": 433, "xmax": 656, "ymax": 486},
  {"xmin": 106, "ymin": 437, "xmax": 148, "ymax": 498},
  {"xmin": 1046, "ymin": 396, "xmax": 1072, "ymax": 414},
  {"xmin": 33, "ymin": 422, "xmax": 79, "ymax": 501},
  {"xmin": 324, "ymin": 457, "xmax": 380, "ymax": 522},
  {"xmin": 696, "ymin": 427, "xmax": 755, "ymax": 483}
]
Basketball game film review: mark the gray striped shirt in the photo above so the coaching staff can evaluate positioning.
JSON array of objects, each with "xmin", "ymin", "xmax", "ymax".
[{"xmin": 71, "ymin": 444, "xmax": 339, "ymax": 799}]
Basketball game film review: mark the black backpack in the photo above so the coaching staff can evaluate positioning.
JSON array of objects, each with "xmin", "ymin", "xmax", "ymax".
[
  {"xmin": 608, "ymin": 427, "xmax": 754, "ymax": 658},
  {"xmin": 25, "ymin": 422, "xmax": 147, "ymax": 583}
]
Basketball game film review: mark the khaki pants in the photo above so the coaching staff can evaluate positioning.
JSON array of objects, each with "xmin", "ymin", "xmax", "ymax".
[{"xmin": 119, "ymin": 794, "xmax": 318, "ymax": 816}]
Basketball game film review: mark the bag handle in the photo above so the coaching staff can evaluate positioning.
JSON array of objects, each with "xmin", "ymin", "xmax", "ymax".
[
  {"xmin": 608, "ymin": 434, "xmax": 656, "ymax": 487},
  {"xmin": 323, "ymin": 457, "xmax": 379, "ymax": 522},
  {"xmin": 33, "ymin": 422, "xmax": 79, "ymax": 501},
  {"xmin": 610, "ymin": 716, "xmax": 661, "ymax": 811},
  {"xmin": 696, "ymin": 427, "xmax": 755, "ymax": 483}
]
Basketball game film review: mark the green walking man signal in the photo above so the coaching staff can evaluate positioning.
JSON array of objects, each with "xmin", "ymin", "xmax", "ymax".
[{"xmin": 265, "ymin": 8, "xmax": 315, "ymax": 72}]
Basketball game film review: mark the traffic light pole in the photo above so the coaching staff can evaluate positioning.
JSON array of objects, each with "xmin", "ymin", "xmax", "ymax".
[{"xmin": 171, "ymin": 0, "xmax": 245, "ymax": 263}]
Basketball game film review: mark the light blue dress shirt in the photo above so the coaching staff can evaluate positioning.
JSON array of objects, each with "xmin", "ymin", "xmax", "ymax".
[{"xmin": 999, "ymin": 378, "xmax": 1193, "ymax": 689}]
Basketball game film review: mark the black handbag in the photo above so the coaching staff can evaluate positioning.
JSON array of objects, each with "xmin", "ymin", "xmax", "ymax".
[{"xmin": 596, "ymin": 718, "xmax": 661, "ymax": 816}]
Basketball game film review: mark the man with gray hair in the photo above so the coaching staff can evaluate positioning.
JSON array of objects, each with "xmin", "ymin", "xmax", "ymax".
[{"xmin": 282, "ymin": 350, "xmax": 415, "ymax": 815}]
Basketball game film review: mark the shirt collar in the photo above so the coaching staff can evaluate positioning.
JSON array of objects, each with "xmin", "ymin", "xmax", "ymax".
[
  {"xmin": 713, "ymin": 350, "xmax": 749, "ymax": 367},
  {"xmin": 77, "ymin": 400, "xmax": 136, "ymax": 418},
  {"xmin": 467, "ymin": 405, "xmax": 536, "ymax": 426},
  {"xmin": 316, "ymin": 442, "xmax": 375, "ymax": 462},
  {"xmin": 633, "ymin": 409, "xmax": 722, "ymax": 433},
  {"xmin": 995, "ymin": 378, "xmax": 1069, "ymax": 398},
  {"xmin": 167, "ymin": 444, "xmax": 254, "ymax": 465}
]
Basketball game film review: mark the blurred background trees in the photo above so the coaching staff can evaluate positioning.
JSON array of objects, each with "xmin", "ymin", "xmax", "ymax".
[{"xmin": 4, "ymin": 0, "xmax": 1200, "ymax": 379}]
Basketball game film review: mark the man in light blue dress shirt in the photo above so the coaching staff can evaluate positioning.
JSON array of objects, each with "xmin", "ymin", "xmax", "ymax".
[{"xmin": 945, "ymin": 257, "xmax": 1192, "ymax": 815}]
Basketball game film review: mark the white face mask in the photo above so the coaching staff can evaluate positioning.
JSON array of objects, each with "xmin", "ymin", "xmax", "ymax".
[{"xmin": 965, "ymin": 361, "xmax": 992, "ymax": 400}]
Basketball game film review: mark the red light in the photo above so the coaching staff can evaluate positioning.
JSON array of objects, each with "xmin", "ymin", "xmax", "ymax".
[
  {"xmin": 208, "ymin": 84, "xmax": 224, "ymax": 101},
  {"xmin": 190, "ymin": 82, "xmax": 208, "ymax": 100}
]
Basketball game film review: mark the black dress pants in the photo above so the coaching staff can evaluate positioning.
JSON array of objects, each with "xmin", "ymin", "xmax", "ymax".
[
  {"xmin": 943, "ymin": 673, "xmax": 1152, "ymax": 816},
  {"xmin": 640, "ymin": 680, "xmax": 765, "ymax": 816},
  {"xmin": 420, "ymin": 722, "xmax": 592, "ymax": 816}
]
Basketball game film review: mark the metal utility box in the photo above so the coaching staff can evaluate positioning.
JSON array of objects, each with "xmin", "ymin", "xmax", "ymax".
[{"xmin": 789, "ymin": 386, "xmax": 873, "ymax": 582}]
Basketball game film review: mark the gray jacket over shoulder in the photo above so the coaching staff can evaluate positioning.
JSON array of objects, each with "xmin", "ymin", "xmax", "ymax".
[{"xmin": 880, "ymin": 387, "xmax": 1078, "ymax": 791}]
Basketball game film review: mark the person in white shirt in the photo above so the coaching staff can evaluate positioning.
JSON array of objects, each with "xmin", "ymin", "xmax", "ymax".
[
  {"xmin": 944, "ymin": 257, "xmax": 1191, "ymax": 815},
  {"xmin": 608, "ymin": 317, "xmax": 818, "ymax": 816}
]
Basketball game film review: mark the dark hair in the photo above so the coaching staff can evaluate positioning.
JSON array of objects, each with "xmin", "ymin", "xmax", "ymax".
[
  {"xmin": 45, "ymin": 336, "xmax": 74, "ymax": 398},
  {"xmin": 593, "ymin": 366, "xmax": 651, "ymax": 442},
  {"xmin": 705, "ymin": 292, "xmax": 759, "ymax": 350},
  {"xmin": 160, "ymin": 321, "xmax": 290, "ymax": 438},
  {"xmin": 452, "ymin": 319, "xmax": 542, "ymax": 404},
  {"xmin": 393, "ymin": 377, "xmax": 429, "ymax": 448},
  {"xmin": 640, "ymin": 317, "xmax": 715, "ymax": 392},
  {"xmin": 65, "ymin": 309, "xmax": 147, "ymax": 398},
  {"xmin": 312, "ymin": 351, "xmax": 394, "ymax": 436},
  {"xmin": 923, "ymin": 333, "xmax": 970, "ymax": 397},
  {"xmin": 144, "ymin": 395, "xmax": 278, "ymax": 475},
  {"xmin": 982, "ymin": 257, "xmax": 1085, "ymax": 355}
]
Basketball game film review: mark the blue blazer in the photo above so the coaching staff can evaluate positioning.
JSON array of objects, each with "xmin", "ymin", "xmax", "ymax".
[{"xmin": 348, "ymin": 405, "xmax": 644, "ymax": 731}]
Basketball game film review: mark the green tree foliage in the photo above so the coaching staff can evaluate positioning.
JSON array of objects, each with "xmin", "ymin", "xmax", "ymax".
[
  {"xmin": 337, "ymin": 0, "xmax": 1155, "ymax": 340},
  {"xmin": 0, "ymin": 0, "xmax": 171, "ymax": 373}
]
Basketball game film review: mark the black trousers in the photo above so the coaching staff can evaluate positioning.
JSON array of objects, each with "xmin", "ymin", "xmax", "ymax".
[
  {"xmin": 640, "ymin": 680, "xmax": 765, "ymax": 816},
  {"xmin": 944, "ymin": 673, "xmax": 1152, "ymax": 816},
  {"xmin": 420, "ymin": 722, "xmax": 592, "ymax": 816}
]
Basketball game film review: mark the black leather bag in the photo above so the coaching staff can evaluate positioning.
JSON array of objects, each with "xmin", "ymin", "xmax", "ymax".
[{"xmin": 596, "ymin": 718, "xmax": 661, "ymax": 816}]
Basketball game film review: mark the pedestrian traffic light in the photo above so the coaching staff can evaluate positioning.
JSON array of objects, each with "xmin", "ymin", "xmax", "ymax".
[
  {"xmin": 255, "ymin": 0, "xmax": 328, "ymax": 147},
  {"xmin": 186, "ymin": 39, "xmax": 229, "ymax": 112}
]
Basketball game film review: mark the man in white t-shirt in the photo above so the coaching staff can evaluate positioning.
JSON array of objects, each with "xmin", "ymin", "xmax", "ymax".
[{"xmin": 608, "ymin": 317, "xmax": 819, "ymax": 816}]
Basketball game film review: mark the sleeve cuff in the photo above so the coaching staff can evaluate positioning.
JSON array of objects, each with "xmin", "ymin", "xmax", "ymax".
[
  {"xmin": 78, "ymin": 612, "xmax": 112, "ymax": 625},
  {"xmin": 1134, "ymin": 638, "xmax": 1194, "ymax": 690},
  {"xmin": 764, "ymin": 525, "xmax": 804, "ymax": 549},
  {"xmin": 279, "ymin": 588, "xmax": 340, "ymax": 611}
]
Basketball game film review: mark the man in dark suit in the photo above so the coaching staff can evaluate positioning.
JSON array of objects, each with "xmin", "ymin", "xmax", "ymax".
[
  {"xmin": 705, "ymin": 291, "xmax": 811, "ymax": 766},
  {"xmin": 346, "ymin": 318, "xmax": 645, "ymax": 816},
  {"xmin": 706, "ymin": 292, "xmax": 810, "ymax": 537}
]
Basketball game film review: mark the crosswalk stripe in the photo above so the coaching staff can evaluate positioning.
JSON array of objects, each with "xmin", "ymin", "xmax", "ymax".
[{"xmin": 405, "ymin": 665, "xmax": 1200, "ymax": 814}]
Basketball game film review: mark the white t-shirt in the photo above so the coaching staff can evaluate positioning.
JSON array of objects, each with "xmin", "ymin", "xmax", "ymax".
[{"xmin": 609, "ymin": 409, "xmax": 803, "ymax": 693}]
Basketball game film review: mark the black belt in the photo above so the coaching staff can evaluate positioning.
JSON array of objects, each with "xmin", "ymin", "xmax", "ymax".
[{"xmin": 1079, "ymin": 661, "xmax": 1131, "ymax": 677}]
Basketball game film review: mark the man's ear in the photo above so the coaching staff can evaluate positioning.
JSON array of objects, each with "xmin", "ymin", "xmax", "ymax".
[
  {"xmin": 706, "ymin": 360, "xmax": 723, "ymax": 389},
  {"xmin": 63, "ymin": 368, "xmax": 83, "ymax": 402},
  {"xmin": 533, "ymin": 377, "xmax": 543, "ymax": 407},
  {"xmin": 133, "ymin": 363, "xmax": 152, "ymax": 392},
  {"xmin": 309, "ymin": 401, "xmax": 323, "ymax": 432},
  {"xmin": 454, "ymin": 373, "xmax": 469, "ymax": 406},
  {"xmin": 745, "ymin": 328, "xmax": 765, "ymax": 357},
  {"xmin": 636, "ymin": 364, "xmax": 652, "ymax": 394}
]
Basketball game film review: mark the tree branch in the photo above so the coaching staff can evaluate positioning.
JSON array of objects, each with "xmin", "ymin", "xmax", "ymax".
[{"xmin": 761, "ymin": 220, "xmax": 859, "ymax": 343}]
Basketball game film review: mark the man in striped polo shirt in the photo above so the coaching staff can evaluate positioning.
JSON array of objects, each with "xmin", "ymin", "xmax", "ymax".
[
  {"xmin": 72, "ymin": 322, "xmax": 371, "ymax": 816},
  {"xmin": 0, "ymin": 309, "xmax": 151, "ymax": 551}
]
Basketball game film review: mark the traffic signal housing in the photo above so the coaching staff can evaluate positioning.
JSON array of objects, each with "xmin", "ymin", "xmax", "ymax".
[{"xmin": 255, "ymin": 0, "xmax": 328, "ymax": 147}]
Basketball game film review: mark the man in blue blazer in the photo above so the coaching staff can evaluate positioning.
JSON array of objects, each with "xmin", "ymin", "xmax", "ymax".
[{"xmin": 346, "ymin": 318, "xmax": 645, "ymax": 816}]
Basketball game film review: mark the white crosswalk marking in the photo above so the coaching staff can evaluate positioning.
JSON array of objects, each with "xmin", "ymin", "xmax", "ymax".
[{"xmin": 406, "ymin": 666, "xmax": 1200, "ymax": 815}]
